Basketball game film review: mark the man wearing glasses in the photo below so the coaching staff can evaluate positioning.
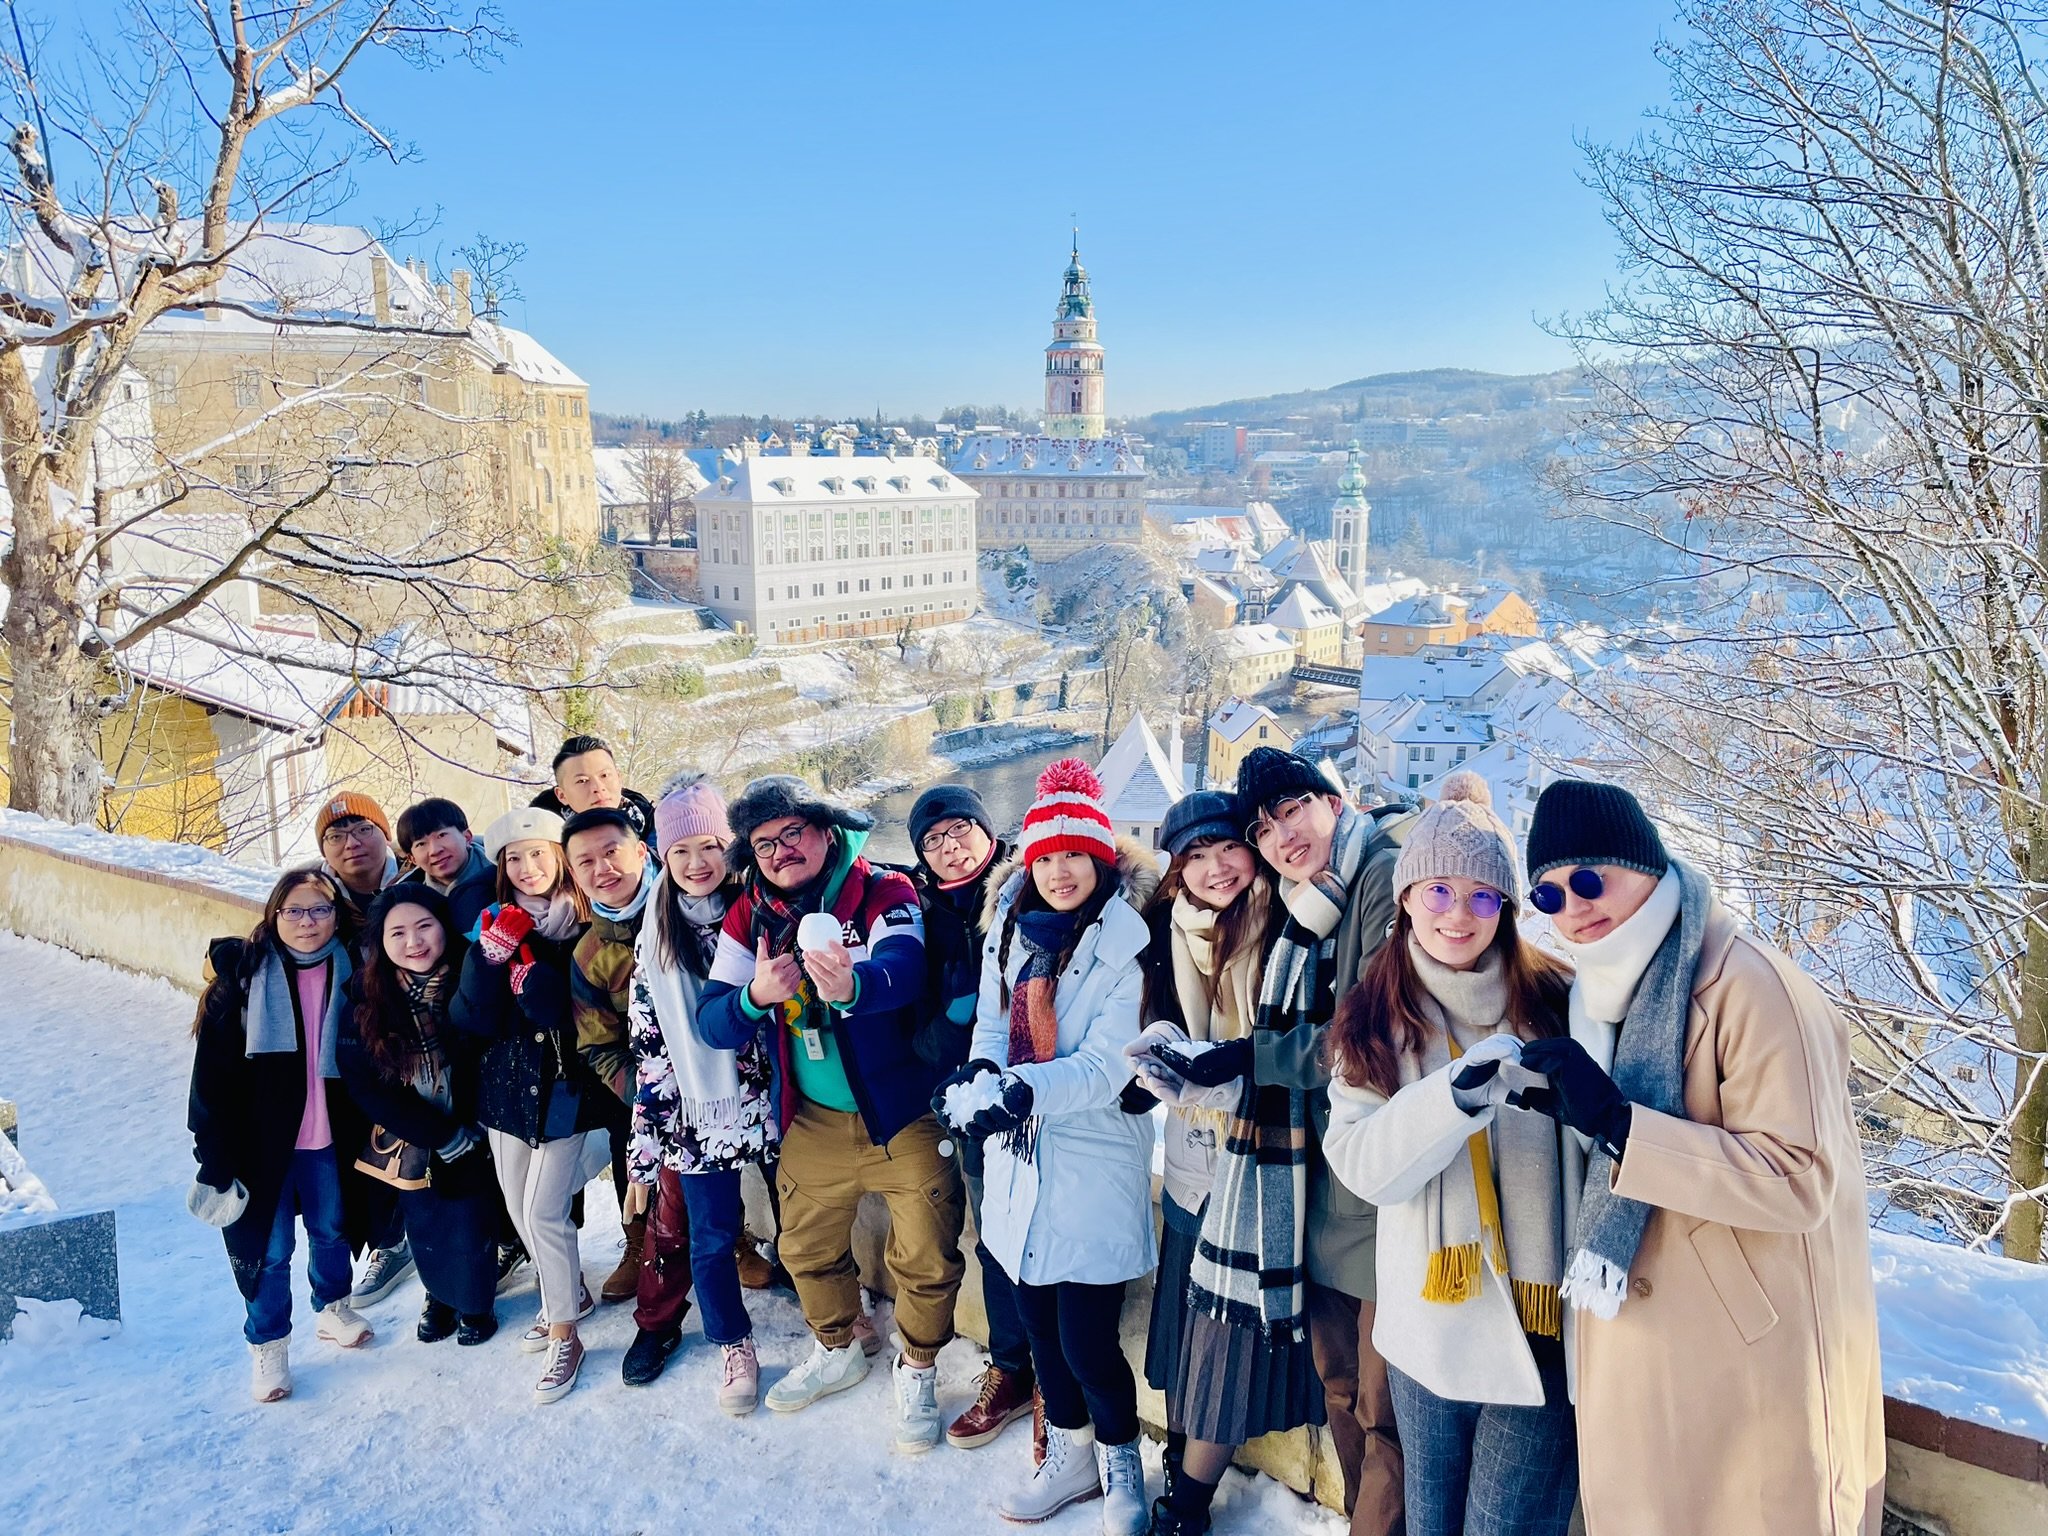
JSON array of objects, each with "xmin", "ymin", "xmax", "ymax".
[
  {"xmin": 903, "ymin": 783, "xmax": 1036, "ymax": 1452},
  {"xmin": 1509, "ymin": 779, "xmax": 1883, "ymax": 1535},
  {"xmin": 315, "ymin": 793, "xmax": 398, "ymax": 929},
  {"xmin": 1176, "ymin": 746, "xmax": 1412, "ymax": 1536},
  {"xmin": 700, "ymin": 775, "xmax": 964, "ymax": 1455}
]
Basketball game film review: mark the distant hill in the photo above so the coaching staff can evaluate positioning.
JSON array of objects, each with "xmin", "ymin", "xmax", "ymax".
[{"xmin": 1134, "ymin": 367, "xmax": 1583, "ymax": 434}]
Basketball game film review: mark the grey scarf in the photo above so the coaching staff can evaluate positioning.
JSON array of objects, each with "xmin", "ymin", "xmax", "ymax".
[
  {"xmin": 1560, "ymin": 859, "xmax": 1711, "ymax": 1317},
  {"xmin": 244, "ymin": 937, "xmax": 351, "ymax": 1077}
]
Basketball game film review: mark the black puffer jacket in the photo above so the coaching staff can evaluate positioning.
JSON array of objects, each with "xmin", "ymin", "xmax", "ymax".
[
  {"xmin": 449, "ymin": 925, "xmax": 612, "ymax": 1145},
  {"xmin": 334, "ymin": 971, "xmax": 479, "ymax": 1155},
  {"xmin": 187, "ymin": 935, "xmax": 376, "ymax": 1298},
  {"xmin": 906, "ymin": 839, "xmax": 1012, "ymax": 1072}
]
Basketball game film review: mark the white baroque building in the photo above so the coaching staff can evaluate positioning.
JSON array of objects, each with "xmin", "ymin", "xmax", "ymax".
[{"xmin": 695, "ymin": 450, "xmax": 979, "ymax": 645}]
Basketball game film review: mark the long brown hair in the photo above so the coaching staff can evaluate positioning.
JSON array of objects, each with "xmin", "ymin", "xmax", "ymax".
[
  {"xmin": 1328, "ymin": 906, "xmax": 1572, "ymax": 1098},
  {"xmin": 352, "ymin": 885, "xmax": 454, "ymax": 1079},
  {"xmin": 192, "ymin": 866, "xmax": 344, "ymax": 1036},
  {"xmin": 493, "ymin": 839, "xmax": 589, "ymax": 916},
  {"xmin": 1147, "ymin": 837, "xmax": 1269, "ymax": 1017}
]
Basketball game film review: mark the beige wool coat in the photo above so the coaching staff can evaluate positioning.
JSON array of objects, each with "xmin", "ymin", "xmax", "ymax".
[{"xmin": 1573, "ymin": 900, "xmax": 1886, "ymax": 1535}]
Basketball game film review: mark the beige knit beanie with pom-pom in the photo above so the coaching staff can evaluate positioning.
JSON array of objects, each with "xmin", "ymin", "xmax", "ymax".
[{"xmin": 1391, "ymin": 769, "xmax": 1523, "ymax": 903}]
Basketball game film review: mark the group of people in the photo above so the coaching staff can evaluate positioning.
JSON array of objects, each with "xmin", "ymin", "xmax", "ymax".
[{"xmin": 186, "ymin": 729, "xmax": 1887, "ymax": 1536}]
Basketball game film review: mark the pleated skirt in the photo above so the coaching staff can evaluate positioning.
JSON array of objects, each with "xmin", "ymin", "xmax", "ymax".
[{"xmin": 1145, "ymin": 1194, "xmax": 1325, "ymax": 1443}]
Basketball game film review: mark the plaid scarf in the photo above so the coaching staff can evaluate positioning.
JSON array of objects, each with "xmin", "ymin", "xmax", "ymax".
[{"xmin": 1190, "ymin": 805, "xmax": 1371, "ymax": 1344}]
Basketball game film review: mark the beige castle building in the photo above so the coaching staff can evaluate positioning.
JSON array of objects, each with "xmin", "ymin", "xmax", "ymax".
[{"xmin": 104, "ymin": 223, "xmax": 600, "ymax": 552}]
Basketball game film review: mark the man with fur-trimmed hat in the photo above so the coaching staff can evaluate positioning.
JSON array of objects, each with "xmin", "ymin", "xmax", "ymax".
[{"xmin": 698, "ymin": 775, "xmax": 964, "ymax": 1455}]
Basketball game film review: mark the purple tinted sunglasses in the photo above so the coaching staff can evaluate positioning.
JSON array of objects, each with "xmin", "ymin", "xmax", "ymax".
[
  {"xmin": 1416, "ymin": 883, "xmax": 1505, "ymax": 919},
  {"xmin": 1530, "ymin": 867, "xmax": 1605, "ymax": 915}
]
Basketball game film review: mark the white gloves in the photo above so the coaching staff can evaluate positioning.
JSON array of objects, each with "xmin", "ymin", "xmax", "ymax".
[
  {"xmin": 1123, "ymin": 1022, "xmax": 1242, "ymax": 1112},
  {"xmin": 187, "ymin": 1175, "xmax": 250, "ymax": 1228},
  {"xmin": 1449, "ymin": 1032, "xmax": 1525, "ymax": 1112}
]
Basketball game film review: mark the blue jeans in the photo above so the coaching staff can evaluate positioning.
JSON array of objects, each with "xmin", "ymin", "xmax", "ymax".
[
  {"xmin": 244, "ymin": 1149, "xmax": 352, "ymax": 1345},
  {"xmin": 681, "ymin": 1169, "xmax": 752, "ymax": 1346},
  {"xmin": 1386, "ymin": 1338, "xmax": 1578, "ymax": 1536}
]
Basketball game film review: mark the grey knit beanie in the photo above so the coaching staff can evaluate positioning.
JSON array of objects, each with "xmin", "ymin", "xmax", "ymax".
[{"xmin": 1391, "ymin": 770, "xmax": 1521, "ymax": 904}]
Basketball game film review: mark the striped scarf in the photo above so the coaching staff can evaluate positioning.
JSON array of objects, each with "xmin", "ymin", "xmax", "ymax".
[{"xmin": 1190, "ymin": 805, "xmax": 1370, "ymax": 1344}]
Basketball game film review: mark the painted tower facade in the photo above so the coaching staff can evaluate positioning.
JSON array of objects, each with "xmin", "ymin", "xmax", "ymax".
[
  {"xmin": 1331, "ymin": 441, "xmax": 1372, "ymax": 585},
  {"xmin": 1043, "ymin": 239, "xmax": 1106, "ymax": 438}
]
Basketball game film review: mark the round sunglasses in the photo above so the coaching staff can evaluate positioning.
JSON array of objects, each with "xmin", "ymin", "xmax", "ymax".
[
  {"xmin": 1415, "ymin": 883, "xmax": 1505, "ymax": 919},
  {"xmin": 1530, "ymin": 867, "xmax": 1606, "ymax": 915}
]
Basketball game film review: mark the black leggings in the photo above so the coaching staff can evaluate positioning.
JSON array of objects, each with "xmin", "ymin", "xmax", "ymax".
[{"xmin": 1015, "ymin": 1278, "xmax": 1138, "ymax": 1446}]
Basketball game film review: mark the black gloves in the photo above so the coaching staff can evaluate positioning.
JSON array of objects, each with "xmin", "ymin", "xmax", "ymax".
[
  {"xmin": 1451, "ymin": 1056, "xmax": 1503, "ymax": 1092},
  {"xmin": 1117, "ymin": 1077, "xmax": 1158, "ymax": 1115},
  {"xmin": 1153, "ymin": 1036, "xmax": 1252, "ymax": 1088},
  {"xmin": 931, "ymin": 1058, "xmax": 1002, "ymax": 1121},
  {"xmin": 965, "ymin": 1075, "xmax": 1034, "ymax": 1140},
  {"xmin": 1513, "ymin": 1038, "xmax": 1633, "ymax": 1159}
]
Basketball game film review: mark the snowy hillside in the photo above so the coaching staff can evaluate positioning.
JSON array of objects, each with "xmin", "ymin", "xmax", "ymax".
[{"xmin": 0, "ymin": 932, "xmax": 1338, "ymax": 1535}]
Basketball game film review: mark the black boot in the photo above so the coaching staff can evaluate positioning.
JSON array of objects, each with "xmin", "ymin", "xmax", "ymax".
[
  {"xmin": 417, "ymin": 1298, "xmax": 458, "ymax": 1343},
  {"xmin": 494, "ymin": 1241, "xmax": 530, "ymax": 1294},
  {"xmin": 1149, "ymin": 1497, "xmax": 1211, "ymax": 1536},
  {"xmin": 621, "ymin": 1324, "xmax": 682, "ymax": 1386},
  {"xmin": 456, "ymin": 1311, "xmax": 498, "ymax": 1346}
]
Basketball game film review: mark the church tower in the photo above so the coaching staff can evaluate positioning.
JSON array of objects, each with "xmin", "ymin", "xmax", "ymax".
[
  {"xmin": 1331, "ymin": 441, "xmax": 1372, "ymax": 585},
  {"xmin": 1044, "ymin": 235, "xmax": 1107, "ymax": 439}
]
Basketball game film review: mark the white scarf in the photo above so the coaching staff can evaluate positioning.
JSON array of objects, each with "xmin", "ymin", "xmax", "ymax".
[
  {"xmin": 1554, "ymin": 868, "xmax": 1683, "ymax": 1070},
  {"xmin": 633, "ymin": 883, "xmax": 741, "ymax": 1132}
]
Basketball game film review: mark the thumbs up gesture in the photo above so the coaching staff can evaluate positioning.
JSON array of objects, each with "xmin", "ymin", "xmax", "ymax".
[{"xmin": 746, "ymin": 934, "xmax": 805, "ymax": 1010}]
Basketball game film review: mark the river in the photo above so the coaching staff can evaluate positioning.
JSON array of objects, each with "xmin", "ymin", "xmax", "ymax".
[{"xmin": 862, "ymin": 738, "xmax": 1089, "ymax": 866}]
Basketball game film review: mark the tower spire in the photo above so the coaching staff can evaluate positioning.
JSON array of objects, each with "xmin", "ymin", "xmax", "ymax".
[{"xmin": 1044, "ymin": 232, "xmax": 1105, "ymax": 438}]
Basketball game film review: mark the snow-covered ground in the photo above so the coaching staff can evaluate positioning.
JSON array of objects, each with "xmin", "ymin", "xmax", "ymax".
[
  {"xmin": 1871, "ymin": 1228, "xmax": 2048, "ymax": 1439},
  {"xmin": 0, "ymin": 932, "xmax": 1339, "ymax": 1536}
]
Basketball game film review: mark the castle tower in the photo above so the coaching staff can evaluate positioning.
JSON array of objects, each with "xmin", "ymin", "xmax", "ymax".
[
  {"xmin": 1044, "ymin": 234, "xmax": 1107, "ymax": 439},
  {"xmin": 1331, "ymin": 441, "xmax": 1372, "ymax": 585}
]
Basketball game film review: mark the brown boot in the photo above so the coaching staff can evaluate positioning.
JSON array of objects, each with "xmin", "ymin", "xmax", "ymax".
[
  {"xmin": 945, "ymin": 1364, "xmax": 1036, "ymax": 1449},
  {"xmin": 602, "ymin": 1215, "xmax": 646, "ymax": 1304},
  {"xmin": 1031, "ymin": 1385, "xmax": 1046, "ymax": 1466},
  {"xmin": 734, "ymin": 1230, "xmax": 774, "ymax": 1291}
]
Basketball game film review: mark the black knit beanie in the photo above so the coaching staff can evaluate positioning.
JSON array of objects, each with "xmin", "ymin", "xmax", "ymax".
[
  {"xmin": 1234, "ymin": 747, "xmax": 1334, "ymax": 818},
  {"xmin": 1525, "ymin": 778, "xmax": 1669, "ymax": 881},
  {"xmin": 908, "ymin": 782, "xmax": 993, "ymax": 858}
]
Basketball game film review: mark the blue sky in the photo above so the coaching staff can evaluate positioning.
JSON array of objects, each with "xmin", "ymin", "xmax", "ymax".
[{"xmin": 62, "ymin": 2, "xmax": 1679, "ymax": 417}]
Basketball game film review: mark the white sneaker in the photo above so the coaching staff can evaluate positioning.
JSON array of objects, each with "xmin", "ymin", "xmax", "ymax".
[
  {"xmin": 249, "ymin": 1339, "xmax": 292, "ymax": 1403},
  {"xmin": 314, "ymin": 1299, "xmax": 373, "ymax": 1349},
  {"xmin": 718, "ymin": 1337, "xmax": 760, "ymax": 1416},
  {"xmin": 893, "ymin": 1355, "xmax": 942, "ymax": 1454},
  {"xmin": 764, "ymin": 1338, "xmax": 870, "ymax": 1412},
  {"xmin": 1000, "ymin": 1423, "xmax": 1101, "ymax": 1523},
  {"xmin": 1096, "ymin": 1439, "xmax": 1147, "ymax": 1535}
]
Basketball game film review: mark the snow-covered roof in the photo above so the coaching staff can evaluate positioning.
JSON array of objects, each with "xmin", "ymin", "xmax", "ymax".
[
  {"xmin": 1360, "ymin": 698, "xmax": 1491, "ymax": 748},
  {"xmin": 1269, "ymin": 542, "xmax": 1358, "ymax": 615},
  {"xmin": 1268, "ymin": 588, "xmax": 1339, "ymax": 631},
  {"xmin": 468, "ymin": 319, "xmax": 586, "ymax": 388},
  {"xmin": 591, "ymin": 445, "xmax": 709, "ymax": 507},
  {"xmin": 1096, "ymin": 713, "xmax": 1186, "ymax": 825},
  {"xmin": 1368, "ymin": 592, "xmax": 1468, "ymax": 628},
  {"xmin": 699, "ymin": 453, "xmax": 975, "ymax": 504},
  {"xmin": 949, "ymin": 433, "xmax": 1147, "ymax": 479},
  {"xmin": 1214, "ymin": 622, "xmax": 1295, "ymax": 660},
  {"xmin": 1348, "ymin": 577, "xmax": 1429, "ymax": 617},
  {"xmin": 1192, "ymin": 574, "xmax": 1241, "ymax": 609},
  {"xmin": 1210, "ymin": 698, "xmax": 1287, "ymax": 746},
  {"xmin": 1355, "ymin": 652, "xmax": 1512, "ymax": 709}
]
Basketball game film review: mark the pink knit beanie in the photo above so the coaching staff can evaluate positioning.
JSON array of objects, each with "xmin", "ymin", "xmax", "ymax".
[
  {"xmin": 654, "ymin": 774, "xmax": 732, "ymax": 857},
  {"xmin": 1019, "ymin": 758, "xmax": 1117, "ymax": 867}
]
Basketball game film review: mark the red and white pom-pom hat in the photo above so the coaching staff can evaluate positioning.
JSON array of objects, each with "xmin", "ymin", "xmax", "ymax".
[{"xmin": 1020, "ymin": 758, "xmax": 1118, "ymax": 866}]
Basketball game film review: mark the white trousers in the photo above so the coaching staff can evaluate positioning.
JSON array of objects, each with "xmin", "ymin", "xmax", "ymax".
[{"xmin": 487, "ymin": 1129, "xmax": 592, "ymax": 1326}]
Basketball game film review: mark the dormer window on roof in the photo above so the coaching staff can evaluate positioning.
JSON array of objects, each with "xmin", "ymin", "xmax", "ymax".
[
  {"xmin": 854, "ymin": 476, "xmax": 878, "ymax": 494},
  {"xmin": 822, "ymin": 476, "xmax": 845, "ymax": 494},
  {"xmin": 928, "ymin": 475, "xmax": 949, "ymax": 490},
  {"xmin": 888, "ymin": 475, "xmax": 911, "ymax": 492},
  {"xmin": 768, "ymin": 477, "xmax": 795, "ymax": 496}
]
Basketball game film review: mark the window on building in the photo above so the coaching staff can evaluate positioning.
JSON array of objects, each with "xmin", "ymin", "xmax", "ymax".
[
  {"xmin": 836, "ymin": 580, "xmax": 849, "ymax": 595},
  {"xmin": 858, "ymin": 578, "xmax": 871, "ymax": 593},
  {"xmin": 542, "ymin": 468, "xmax": 554, "ymax": 503},
  {"xmin": 1425, "ymin": 746, "xmax": 1437, "ymax": 762},
  {"xmin": 713, "ymin": 585, "xmax": 721, "ymax": 599},
  {"xmin": 232, "ymin": 368, "xmax": 262, "ymax": 408},
  {"xmin": 881, "ymin": 576, "xmax": 893, "ymax": 590}
]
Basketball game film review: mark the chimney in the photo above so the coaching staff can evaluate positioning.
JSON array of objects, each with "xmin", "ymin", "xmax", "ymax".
[
  {"xmin": 370, "ymin": 256, "xmax": 391, "ymax": 324},
  {"xmin": 452, "ymin": 269, "xmax": 473, "ymax": 324}
]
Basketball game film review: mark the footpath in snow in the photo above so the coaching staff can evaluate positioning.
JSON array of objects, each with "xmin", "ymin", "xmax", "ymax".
[{"xmin": 0, "ymin": 932, "xmax": 1339, "ymax": 1536}]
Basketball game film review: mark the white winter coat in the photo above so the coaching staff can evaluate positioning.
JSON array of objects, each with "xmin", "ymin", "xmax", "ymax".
[
  {"xmin": 971, "ymin": 842, "xmax": 1160, "ymax": 1288},
  {"xmin": 1324, "ymin": 1050, "xmax": 1573, "ymax": 1408}
]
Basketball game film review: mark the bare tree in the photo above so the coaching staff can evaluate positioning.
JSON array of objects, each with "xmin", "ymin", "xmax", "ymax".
[
  {"xmin": 1554, "ymin": 0, "xmax": 2048, "ymax": 1257},
  {"xmin": 624, "ymin": 432, "xmax": 693, "ymax": 544},
  {"xmin": 0, "ymin": 1, "xmax": 524, "ymax": 823}
]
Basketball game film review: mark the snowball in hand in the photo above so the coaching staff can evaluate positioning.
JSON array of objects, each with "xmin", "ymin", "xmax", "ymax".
[
  {"xmin": 941, "ymin": 1071, "xmax": 1005, "ymax": 1129},
  {"xmin": 797, "ymin": 912, "xmax": 843, "ymax": 953}
]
